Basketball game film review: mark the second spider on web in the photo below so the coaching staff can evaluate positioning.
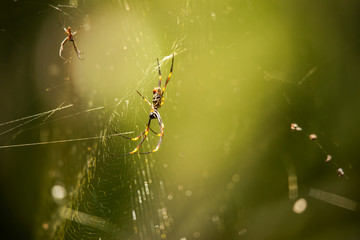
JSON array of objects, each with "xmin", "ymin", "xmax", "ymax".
[
  {"xmin": 58, "ymin": 14, "xmax": 84, "ymax": 60},
  {"xmin": 122, "ymin": 54, "xmax": 175, "ymax": 155}
]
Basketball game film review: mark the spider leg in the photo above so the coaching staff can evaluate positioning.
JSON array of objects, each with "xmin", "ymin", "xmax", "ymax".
[
  {"xmin": 130, "ymin": 127, "xmax": 148, "ymax": 141},
  {"xmin": 128, "ymin": 118, "xmax": 151, "ymax": 154},
  {"xmin": 130, "ymin": 108, "xmax": 156, "ymax": 141},
  {"xmin": 163, "ymin": 54, "xmax": 174, "ymax": 93},
  {"xmin": 152, "ymin": 111, "xmax": 164, "ymax": 152},
  {"xmin": 119, "ymin": 122, "xmax": 159, "ymax": 139},
  {"xmin": 113, "ymin": 123, "xmax": 150, "ymax": 141},
  {"xmin": 71, "ymin": 40, "xmax": 84, "ymax": 60},
  {"xmin": 58, "ymin": 14, "xmax": 67, "ymax": 32},
  {"xmin": 149, "ymin": 126, "xmax": 159, "ymax": 135},
  {"xmin": 160, "ymin": 54, "xmax": 174, "ymax": 106},
  {"xmin": 157, "ymin": 58, "xmax": 162, "ymax": 87},
  {"xmin": 117, "ymin": 93, "xmax": 154, "ymax": 155},
  {"xmin": 116, "ymin": 111, "xmax": 164, "ymax": 156},
  {"xmin": 136, "ymin": 90, "xmax": 152, "ymax": 106},
  {"xmin": 139, "ymin": 110, "xmax": 164, "ymax": 154},
  {"xmin": 72, "ymin": 26, "xmax": 81, "ymax": 35},
  {"xmin": 59, "ymin": 37, "xmax": 68, "ymax": 59},
  {"xmin": 129, "ymin": 131, "xmax": 148, "ymax": 154}
]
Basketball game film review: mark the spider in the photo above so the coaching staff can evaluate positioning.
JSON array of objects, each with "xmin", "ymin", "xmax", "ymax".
[
  {"xmin": 58, "ymin": 15, "xmax": 84, "ymax": 60},
  {"xmin": 123, "ymin": 54, "xmax": 174, "ymax": 155}
]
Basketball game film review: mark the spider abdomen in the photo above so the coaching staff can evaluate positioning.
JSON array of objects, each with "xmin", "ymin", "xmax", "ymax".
[{"xmin": 150, "ymin": 112, "xmax": 157, "ymax": 119}]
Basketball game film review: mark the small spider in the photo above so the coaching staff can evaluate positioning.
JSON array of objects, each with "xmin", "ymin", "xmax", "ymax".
[
  {"xmin": 58, "ymin": 15, "xmax": 84, "ymax": 60},
  {"xmin": 123, "ymin": 54, "xmax": 174, "ymax": 155}
]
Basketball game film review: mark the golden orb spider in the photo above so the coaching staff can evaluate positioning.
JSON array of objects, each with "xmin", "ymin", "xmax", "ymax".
[
  {"xmin": 58, "ymin": 15, "xmax": 84, "ymax": 60},
  {"xmin": 122, "ymin": 54, "xmax": 174, "ymax": 155}
]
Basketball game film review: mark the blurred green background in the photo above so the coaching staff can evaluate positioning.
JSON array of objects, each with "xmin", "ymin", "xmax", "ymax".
[{"xmin": 1, "ymin": 0, "xmax": 360, "ymax": 239}]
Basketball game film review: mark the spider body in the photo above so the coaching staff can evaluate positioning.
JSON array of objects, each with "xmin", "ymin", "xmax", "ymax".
[
  {"xmin": 67, "ymin": 28, "xmax": 75, "ymax": 41},
  {"xmin": 152, "ymin": 87, "xmax": 163, "ymax": 108},
  {"xmin": 124, "ymin": 54, "xmax": 174, "ymax": 155},
  {"xmin": 58, "ymin": 16, "xmax": 83, "ymax": 60}
]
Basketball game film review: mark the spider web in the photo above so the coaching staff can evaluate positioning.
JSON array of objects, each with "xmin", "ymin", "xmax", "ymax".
[
  {"xmin": 1, "ymin": 0, "xmax": 360, "ymax": 240},
  {"xmin": 35, "ymin": 2, "xmax": 187, "ymax": 240}
]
